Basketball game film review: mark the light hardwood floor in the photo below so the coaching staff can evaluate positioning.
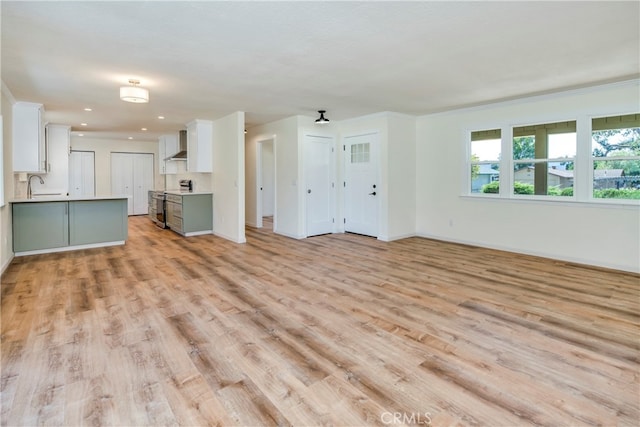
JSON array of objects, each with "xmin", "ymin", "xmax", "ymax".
[{"xmin": 1, "ymin": 216, "xmax": 639, "ymax": 426}]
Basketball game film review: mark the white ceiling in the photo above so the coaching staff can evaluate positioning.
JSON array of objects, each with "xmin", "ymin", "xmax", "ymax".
[{"xmin": 2, "ymin": 1, "xmax": 639, "ymax": 141}]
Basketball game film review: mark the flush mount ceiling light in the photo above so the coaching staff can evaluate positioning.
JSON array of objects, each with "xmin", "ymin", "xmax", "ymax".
[
  {"xmin": 120, "ymin": 79, "xmax": 149, "ymax": 103},
  {"xmin": 315, "ymin": 110, "xmax": 329, "ymax": 124}
]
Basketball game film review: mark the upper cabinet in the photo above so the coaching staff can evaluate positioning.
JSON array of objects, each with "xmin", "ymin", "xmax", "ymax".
[
  {"xmin": 158, "ymin": 133, "xmax": 179, "ymax": 175},
  {"xmin": 13, "ymin": 102, "xmax": 45, "ymax": 172},
  {"xmin": 187, "ymin": 119, "xmax": 213, "ymax": 173}
]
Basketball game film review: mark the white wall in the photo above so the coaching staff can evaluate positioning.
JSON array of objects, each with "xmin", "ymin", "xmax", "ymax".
[
  {"xmin": 212, "ymin": 111, "xmax": 245, "ymax": 243},
  {"xmin": 1, "ymin": 83, "xmax": 15, "ymax": 274},
  {"xmin": 165, "ymin": 164, "xmax": 212, "ymax": 192},
  {"xmin": 387, "ymin": 113, "xmax": 417, "ymax": 240},
  {"xmin": 69, "ymin": 137, "xmax": 159, "ymax": 196},
  {"xmin": 337, "ymin": 112, "xmax": 416, "ymax": 240},
  {"xmin": 246, "ymin": 116, "xmax": 302, "ymax": 238},
  {"xmin": 416, "ymin": 80, "xmax": 640, "ymax": 273}
]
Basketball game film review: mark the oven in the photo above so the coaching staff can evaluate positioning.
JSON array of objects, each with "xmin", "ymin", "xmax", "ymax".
[{"xmin": 148, "ymin": 190, "xmax": 167, "ymax": 228}]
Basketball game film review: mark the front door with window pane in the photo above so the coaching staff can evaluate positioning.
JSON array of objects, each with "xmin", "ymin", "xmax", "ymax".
[{"xmin": 344, "ymin": 132, "xmax": 379, "ymax": 237}]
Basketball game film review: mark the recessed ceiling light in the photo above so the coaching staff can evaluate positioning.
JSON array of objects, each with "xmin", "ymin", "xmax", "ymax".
[
  {"xmin": 158, "ymin": 116, "xmax": 165, "ymax": 120},
  {"xmin": 84, "ymin": 108, "xmax": 92, "ymax": 112},
  {"xmin": 141, "ymin": 128, "xmax": 147, "ymax": 131},
  {"xmin": 78, "ymin": 133, "xmax": 84, "ymax": 137},
  {"xmin": 128, "ymin": 137, "xmax": 133, "ymax": 140},
  {"xmin": 80, "ymin": 123, "xmax": 88, "ymax": 126}
]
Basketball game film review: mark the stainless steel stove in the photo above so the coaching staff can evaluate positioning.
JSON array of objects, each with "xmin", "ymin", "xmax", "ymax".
[{"xmin": 148, "ymin": 190, "xmax": 167, "ymax": 228}]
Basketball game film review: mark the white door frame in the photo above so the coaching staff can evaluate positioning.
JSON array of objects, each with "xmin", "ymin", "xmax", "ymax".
[{"xmin": 256, "ymin": 137, "xmax": 276, "ymax": 230}]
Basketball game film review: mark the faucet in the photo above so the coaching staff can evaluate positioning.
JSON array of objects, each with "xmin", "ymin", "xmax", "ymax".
[{"xmin": 27, "ymin": 174, "xmax": 45, "ymax": 199}]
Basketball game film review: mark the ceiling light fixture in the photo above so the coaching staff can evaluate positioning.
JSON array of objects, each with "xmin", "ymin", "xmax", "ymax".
[
  {"xmin": 315, "ymin": 110, "xmax": 329, "ymax": 124},
  {"xmin": 120, "ymin": 79, "xmax": 149, "ymax": 103}
]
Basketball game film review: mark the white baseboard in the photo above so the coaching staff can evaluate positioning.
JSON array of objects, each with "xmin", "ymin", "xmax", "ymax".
[
  {"xmin": 378, "ymin": 232, "xmax": 417, "ymax": 242},
  {"xmin": 213, "ymin": 230, "xmax": 246, "ymax": 244},
  {"xmin": 416, "ymin": 232, "xmax": 639, "ymax": 274},
  {"xmin": 14, "ymin": 241, "xmax": 125, "ymax": 257},
  {"xmin": 1, "ymin": 253, "xmax": 15, "ymax": 277},
  {"xmin": 274, "ymin": 229, "xmax": 306, "ymax": 240},
  {"xmin": 184, "ymin": 230, "xmax": 213, "ymax": 237}
]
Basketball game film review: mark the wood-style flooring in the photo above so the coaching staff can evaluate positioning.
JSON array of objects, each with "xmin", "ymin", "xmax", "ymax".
[{"xmin": 1, "ymin": 216, "xmax": 639, "ymax": 426}]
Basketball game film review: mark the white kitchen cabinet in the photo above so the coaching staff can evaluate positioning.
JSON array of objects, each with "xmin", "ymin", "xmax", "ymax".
[
  {"xmin": 111, "ymin": 152, "xmax": 154, "ymax": 215},
  {"xmin": 12, "ymin": 102, "xmax": 45, "ymax": 172},
  {"xmin": 158, "ymin": 134, "xmax": 178, "ymax": 174},
  {"xmin": 43, "ymin": 124, "xmax": 70, "ymax": 194},
  {"xmin": 186, "ymin": 119, "xmax": 213, "ymax": 172}
]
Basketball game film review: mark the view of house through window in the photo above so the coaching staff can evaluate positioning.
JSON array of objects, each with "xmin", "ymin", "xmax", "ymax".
[
  {"xmin": 512, "ymin": 121, "xmax": 576, "ymax": 196},
  {"xmin": 470, "ymin": 129, "xmax": 500, "ymax": 193},
  {"xmin": 592, "ymin": 114, "xmax": 640, "ymax": 200}
]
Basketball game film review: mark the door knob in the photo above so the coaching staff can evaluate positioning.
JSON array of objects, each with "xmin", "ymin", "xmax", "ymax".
[
  {"xmin": 307, "ymin": 189, "xmax": 311, "ymax": 194},
  {"xmin": 369, "ymin": 192, "xmax": 376, "ymax": 196}
]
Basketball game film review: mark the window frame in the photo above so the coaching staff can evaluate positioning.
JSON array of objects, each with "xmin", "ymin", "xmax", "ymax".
[
  {"xmin": 468, "ymin": 128, "xmax": 502, "ymax": 196},
  {"xmin": 465, "ymin": 114, "xmax": 640, "ymax": 206},
  {"xmin": 589, "ymin": 113, "xmax": 640, "ymax": 204},
  {"xmin": 511, "ymin": 120, "xmax": 577, "ymax": 199}
]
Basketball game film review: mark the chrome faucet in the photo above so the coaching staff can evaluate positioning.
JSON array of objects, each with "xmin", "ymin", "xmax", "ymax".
[{"xmin": 27, "ymin": 174, "xmax": 45, "ymax": 199}]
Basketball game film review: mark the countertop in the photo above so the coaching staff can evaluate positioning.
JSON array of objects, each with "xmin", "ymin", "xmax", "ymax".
[
  {"xmin": 10, "ymin": 195, "xmax": 129, "ymax": 203},
  {"xmin": 164, "ymin": 190, "xmax": 213, "ymax": 196}
]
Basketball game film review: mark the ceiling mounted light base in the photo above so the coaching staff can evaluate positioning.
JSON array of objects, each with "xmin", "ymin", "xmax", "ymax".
[
  {"xmin": 315, "ymin": 110, "xmax": 329, "ymax": 124},
  {"xmin": 120, "ymin": 79, "xmax": 149, "ymax": 103}
]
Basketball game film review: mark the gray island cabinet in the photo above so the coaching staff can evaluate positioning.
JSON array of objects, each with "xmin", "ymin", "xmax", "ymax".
[{"xmin": 12, "ymin": 197, "xmax": 127, "ymax": 255}]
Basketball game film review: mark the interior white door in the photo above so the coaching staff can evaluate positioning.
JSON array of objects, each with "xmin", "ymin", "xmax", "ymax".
[
  {"xmin": 111, "ymin": 152, "xmax": 134, "ymax": 215},
  {"xmin": 111, "ymin": 152, "xmax": 154, "ymax": 215},
  {"xmin": 261, "ymin": 141, "xmax": 275, "ymax": 217},
  {"xmin": 132, "ymin": 153, "xmax": 154, "ymax": 215},
  {"xmin": 305, "ymin": 134, "xmax": 334, "ymax": 237},
  {"xmin": 344, "ymin": 132, "xmax": 379, "ymax": 237},
  {"xmin": 69, "ymin": 151, "xmax": 95, "ymax": 197}
]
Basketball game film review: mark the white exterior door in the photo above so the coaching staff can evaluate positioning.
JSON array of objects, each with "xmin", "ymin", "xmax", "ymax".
[
  {"xmin": 305, "ymin": 134, "xmax": 335, "ymax": 237},
  {"xmin": 69, "ymin": 151, "xmax": 95, "ymax": 197},
  {"xmin": 344, "ymin": 132, "xmax": 379, "ymax": 237}
]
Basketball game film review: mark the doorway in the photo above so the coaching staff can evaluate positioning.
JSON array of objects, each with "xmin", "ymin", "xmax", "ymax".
[
  {"xmin": 256, "ymin": 138, "xmax": 276, "ymax": 230},
  {"xmin": 343, "ymin": 132, "xmax": 380, "ymax": 237}
]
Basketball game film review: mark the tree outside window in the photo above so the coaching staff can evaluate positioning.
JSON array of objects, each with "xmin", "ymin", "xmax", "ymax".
[{"xmin": 592, "ymin": 114, "xmax": 640, "ymax": 200}]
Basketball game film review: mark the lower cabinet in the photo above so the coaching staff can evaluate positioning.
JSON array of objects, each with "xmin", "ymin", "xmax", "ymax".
[
  {"xmin": 12, "ymin": 199, "xmax": 127, "ymax": 254},
  {"xmin": 166, "ymin": 193, "xmax": 212, "ymax": 236},
  {"xmin": 12, "ymin": 202, "xmax": 69, "ymax": 252},
  {"xmin": 69, "ymin": 200, "xmax": 128, "ymax": 245}
]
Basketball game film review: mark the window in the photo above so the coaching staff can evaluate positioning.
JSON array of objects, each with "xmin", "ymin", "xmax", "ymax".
[
  {"xmin": 351, "ymin": 142, "xmax": 370, "ymax": 163},
  {"xmin": 592, "ymin": 114, "xmax": 640, "ymax": 200},
  {"xmin": 512, "ymin": 121, "xmax": 576, "ymax": 197},
  {"xmin": 470, "ymin": 129, "xmax": 501, "ymax": 194}
]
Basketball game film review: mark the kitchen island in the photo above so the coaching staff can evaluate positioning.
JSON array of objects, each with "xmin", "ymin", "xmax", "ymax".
[{"xmin": 10, "ymin": 196, "xmax": 128, "ymax": 256}]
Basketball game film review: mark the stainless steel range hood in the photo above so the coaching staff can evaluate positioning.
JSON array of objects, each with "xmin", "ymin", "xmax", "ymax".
[{"xmin": 165, "ymin": 130, "xmax": 187, "ymax": 161}]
